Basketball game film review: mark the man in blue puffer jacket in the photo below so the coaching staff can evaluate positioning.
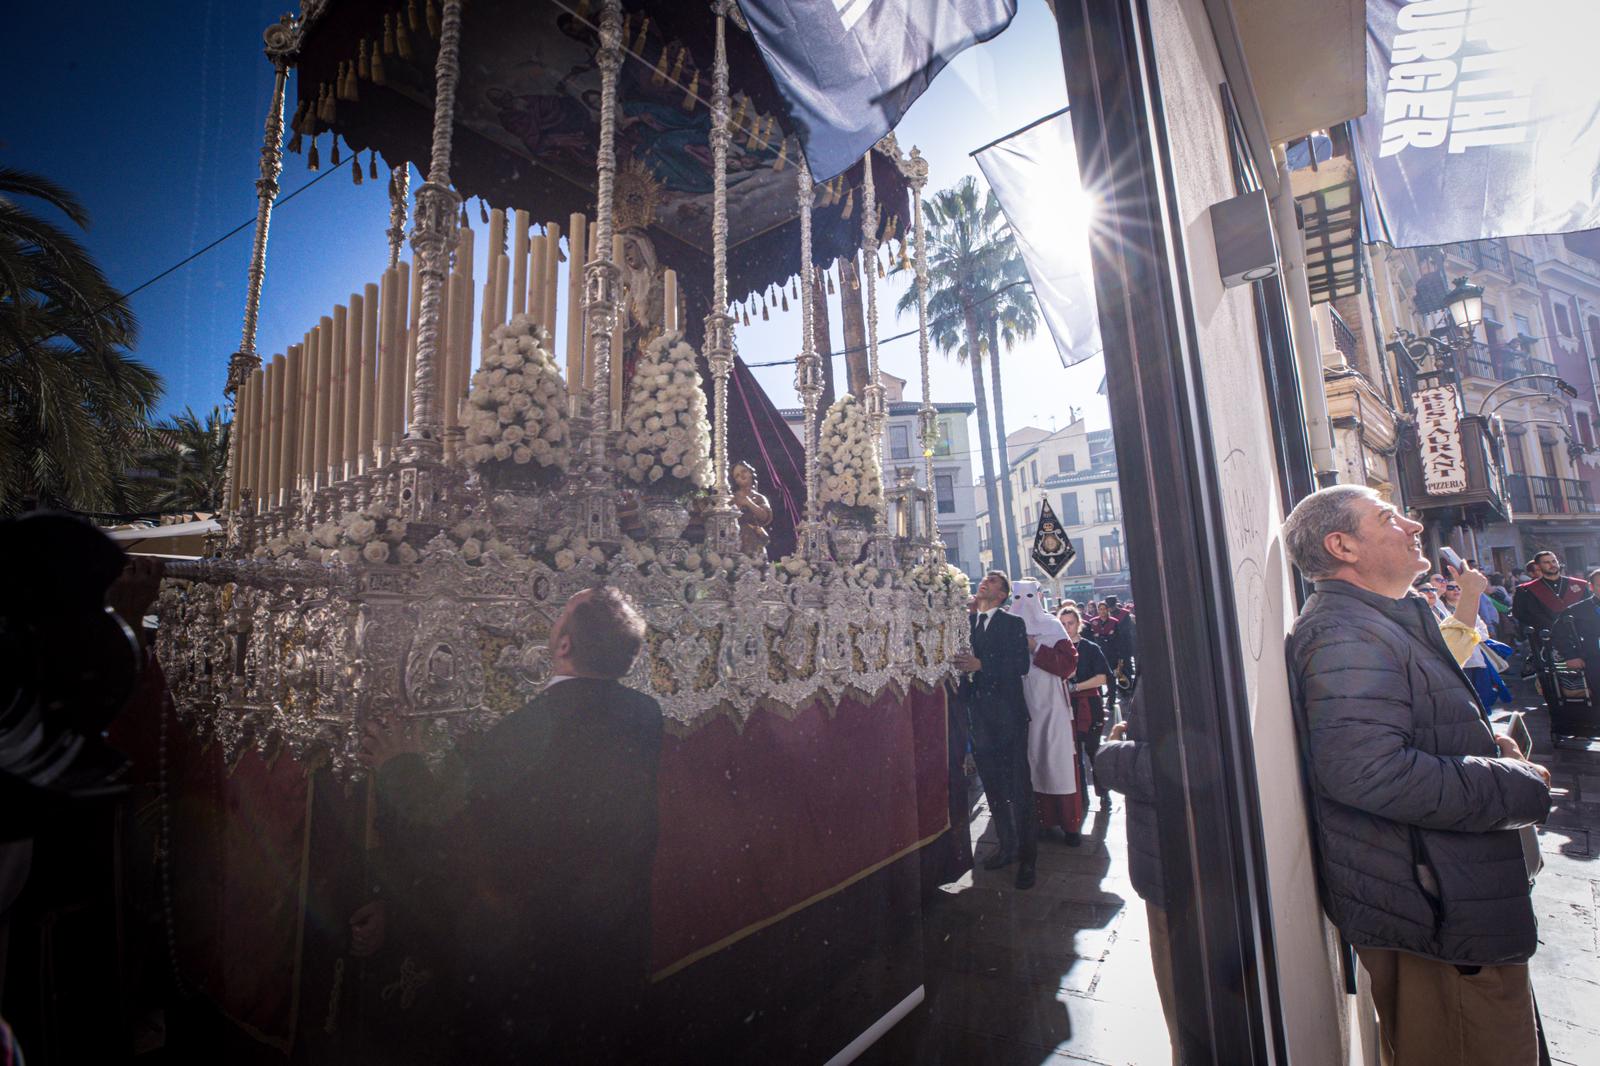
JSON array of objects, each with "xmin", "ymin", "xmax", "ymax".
[{"xmin": 1283, "ymin": 485, "xmax": 1551, "ymax": 1066}]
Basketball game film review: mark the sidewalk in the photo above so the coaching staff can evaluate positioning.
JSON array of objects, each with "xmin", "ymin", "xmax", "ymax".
[
  {"xmin": 862, "ymin": 790, "xmax": 1175, "ymax": 1065},
  {"xmin": 864, "ymin": 689, "xmax": 1600, "ymax": 1066},
  {"xmin": 1521, "ymin": 692, "xmax": 1600, "ymax": 1066}
]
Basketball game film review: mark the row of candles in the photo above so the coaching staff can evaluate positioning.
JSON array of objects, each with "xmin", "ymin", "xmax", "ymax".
[{"xmin": 230, "ymin": 207, "xmax": 682, "ymax": 513}]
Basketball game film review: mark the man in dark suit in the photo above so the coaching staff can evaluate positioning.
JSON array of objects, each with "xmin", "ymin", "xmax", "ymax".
[
  {"xmin": 359, "ymin": 587, "xmax": 663, "ymax": 1063},
  {"xmin": 952, "ymin": 570, "xmax": 1037, "ymax": 889}
]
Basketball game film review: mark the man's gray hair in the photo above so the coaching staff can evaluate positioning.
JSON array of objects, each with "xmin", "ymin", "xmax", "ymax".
[{"xmin": 1282, "ymin": 484, "xmax": 1379, "ymax": 580}]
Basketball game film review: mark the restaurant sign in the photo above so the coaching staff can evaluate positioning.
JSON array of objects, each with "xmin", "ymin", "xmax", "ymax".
[{"xmin": 1415, "ymin": 385, "xmax": 1466, "ymax": 495}]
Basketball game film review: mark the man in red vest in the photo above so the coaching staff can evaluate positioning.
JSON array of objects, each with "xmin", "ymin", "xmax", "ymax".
[{"xmin": 1512, "ymin": 550, "xmax": 1590, "ymax": 705}]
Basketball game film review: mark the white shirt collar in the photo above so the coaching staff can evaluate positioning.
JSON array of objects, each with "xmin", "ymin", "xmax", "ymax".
[
  {"xmin": 545, "ymin": 674, "xmax": 578, "ymax": 689},
  {"xmin": 976, "ymin": 606, "xmax": 1000, "ymax": 623}
]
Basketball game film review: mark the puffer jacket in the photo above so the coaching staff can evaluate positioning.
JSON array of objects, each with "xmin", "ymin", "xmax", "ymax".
[
  {"xmin": 1288, "ymin": 580, "xmax": 1551, "ymax": 965},
  {"xmin": 1093, "ymin": 693, "xmax": 1165, "ymax": 910}
]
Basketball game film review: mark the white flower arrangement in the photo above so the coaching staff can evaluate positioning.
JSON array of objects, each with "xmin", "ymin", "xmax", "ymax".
[
  {"xmin": 444, "ymin": 518, "xmax": 536, "ymax": 571},
  {"xmin": 540, "ymin": 529, "xmax": 611, "ymax": 573},
  {"xmin": 464, "ymin": 315, "xmax": 571, "ymax": 478},
  {"xmin": 908, "ymin": 560, "xmax": 970, "ymax": 597},
  {"xmin": 617, "ymin": 331, "xmax": 713, "ymax": 497},
  {"xmin": 816, "ymin": 393, "xmax": 883, "ymax": 523}
]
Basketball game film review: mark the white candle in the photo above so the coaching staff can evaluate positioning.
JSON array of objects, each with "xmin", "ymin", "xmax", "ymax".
[
  {"xmin": 395, "ymin": 259, "xmax": 413, "ymax": 443},
  {"xmin": 664, "ymin": 268, "xmax": 678, "ymax": 334},
  {"xmin": 279, "ymin": 345, "xmax": 300, "ymax": 505},
  {"xmin": 359, "ymin": 282, "xmax": 379, "ymax": 467},
  {"xmin": 330, "ymin": 304, "xmax": 347, "ymax": 481},
  {"xmin": 566, "ymin": 213, "xmax": 586, "ymax": 397},
  {"xmin": 265, "ymin": 357, "xmax": 283, "ymax": 508},
  {"xmin": 544, "ymin": 222, "xmax": 562, "ymax": 348},
  {"xmin": 343, "ymin": 293, "xmax": 362, "ymax": 479},
  {"xmin": 512, "ymin": 209, "xmax": 530, "ymax": 318},
  {"xmin": 378, "ymin": 268, "xmax": 399, "ymax": 455}
]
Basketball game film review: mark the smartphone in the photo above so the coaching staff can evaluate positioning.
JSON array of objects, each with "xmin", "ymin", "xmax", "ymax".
[
  {"xmin": 1506, "ymin": 710, "xmax": 1533, "ymax": 760},
  {"xmin": 1440, "ymin": 546, "xmax": 1464, "ymax": 573}
]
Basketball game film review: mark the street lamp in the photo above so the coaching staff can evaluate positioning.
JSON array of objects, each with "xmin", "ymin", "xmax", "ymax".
[
  {"xmin": 1479, "ymin": 375, "xmax": 1581, "ymax": 417},
  {"xmin": 1388, "ymin": 275, "xmax": 1486, "ymax": 377},
  {"xmin": 1442, "ymin": 276, "xmax": 1485, "ymax": 338}
]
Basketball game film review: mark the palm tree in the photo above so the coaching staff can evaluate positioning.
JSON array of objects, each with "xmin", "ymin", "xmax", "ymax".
[
  {"xmin": 136, "ymin": 406, "xmax": 231, "ymax": 514},
  {"xmin": 983, "ymin": 239, "xmax": 1039, "ymax": 578},
  {"xmin": 895, "ymin": 175, "xmax": 1016, "ymax": 573},
  {"xmin": 1, "ymin": 166, "xmax": 162, "ymax": 516}
]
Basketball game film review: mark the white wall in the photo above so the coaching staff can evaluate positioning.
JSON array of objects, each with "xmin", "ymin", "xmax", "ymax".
[{"xmin": 1148, "ymin": 0, "xmax": 1347, "ymax": 1060}]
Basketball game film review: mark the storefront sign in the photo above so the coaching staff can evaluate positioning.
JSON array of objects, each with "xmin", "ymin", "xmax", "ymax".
[{"xmin": 1414, "ymin": 385, "xmax": 1466, "ymax": 495}]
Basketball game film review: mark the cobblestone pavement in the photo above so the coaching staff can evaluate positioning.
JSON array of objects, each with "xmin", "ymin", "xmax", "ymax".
[{"xmin": 863, "ymin": 692, "xmax": 1600, "ymax": 1065}]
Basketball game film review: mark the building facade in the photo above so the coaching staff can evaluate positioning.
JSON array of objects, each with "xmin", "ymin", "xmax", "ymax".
[
  {"xmin": 1290, "ymin": 133, "xmax": 1600, "ymax": 578},
  {"xmin": 975, "ymin": 419, "xmax": 1130, "ymax": 602},
  {"xmin": 780, "ymin": 371, "xmax": 980, "ymax": 578}
]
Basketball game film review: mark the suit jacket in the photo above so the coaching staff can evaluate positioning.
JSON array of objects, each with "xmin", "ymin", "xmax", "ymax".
[
  {"xmin": 958, "ymin": 609, "xmax": 1031, "ymax": 750},
  {"xmin": 376, "ymin": 677, "xmax": 664, "ymax": 1059}
]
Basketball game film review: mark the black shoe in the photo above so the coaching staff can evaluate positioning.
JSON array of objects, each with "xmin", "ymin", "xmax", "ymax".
[
  {"xmin": 982, "ymin": 850, "xmax": 1017, "ymax": 871},
  {"xmin": 1063, "ymin": 832, "xmax": 1082, "ymax": 847},
  {"xmin": 1015, "ymin": 862, "xmax": 1037, "ymax": 890}
]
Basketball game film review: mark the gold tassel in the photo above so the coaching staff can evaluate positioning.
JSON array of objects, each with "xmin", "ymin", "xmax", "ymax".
[
  {"xmin": 632, "ymin": 16, "xmax": 650, "ymax": 54},
  {"xmin": 371, "ymin": 47, "xmax": 387, "ymax": 85},
  {"xmin": 742, "ymin": 308, "xmax": 751, "ymax": 327},
  {"xmin": 335, "ymin": 62, "xmax": 347, "ymax": 100},
  {"xmin": 792, "ymin": 276, "xmax": 800, "ymax": 298},
  {"xmin": 352, "ymin": 156, "xmax": 362, "ymax": 184},
  {"xmin": 479, "ymin": 199, "xmax": 489, "ymax": 224},
  {"xmin": 408, "ymin": 0, "xmax": 422, "ymax": 32},
  {"xmin": 358, "ymin": 39, "xmax": 371, "ymax": 80},
  {"xmin": 850, "ymin": 263, "xmax": 859, "ymax": 290},
  {"xmin": 331, "ymin": 134, "xmax": 341, "ymax": 167},
  {"xmin": 730, "ymin": 95, "xmax": 747, "ymax": 133},
  {"xmin": 321, "ymin": 83, "xmax": 337, "ymax": 124},
  {"xmin": 369, "ymin": 150, "xmax": 379, "ymax": 180},
  {"xmin": 426, "ymin": 0, "xmax": 440, "ymax": 38},
  {"xmin": 841, "ymin": 187, "xmax": 854, "ymax": 220},
  {"xmin": 576, "ymin": 0, "xmax": 590, "ymax": 18},
  {"xmin": 773, "ymin": 139, "xmax": 788, "ymax": 173},
  {"xmin": 745, "ymin": 113, "xmax": 763, "ymax": 151},
  {"xmin": 620, "ymin": 13, "xmax": 632, "ymax": 45},
  {"xmin": 827, "ymin": 270, "xmax": 836, "ymax": 295},
  {"xmin": 781, "ymin": 292, "xmax": 789, "ymax": 313},
  {"xmin": 383, "ymin": 13, "xmax": 396, "ymax": 55},
  {"xmin": 347, "ymin": 62, "xmax": 360, "ymax": 101},
  {"xmin": 877, "ymin": 254, "xmax": 885, "ymax": 279},
  {"xmin": 682, "ymin": 70, "xmax": 699, "ymax": 110},
  {"xmin": 396, "ymin": 14, "xmax": 413, "ymax": 61},
  {"xmin": 288, "ymin": 129, "xmax": 303, "ymax": 154},
  {"xmin": 308, "ymin": 136, "xmax": 320, "ymax": 171},
  {"xmin": 459, "ymin": 203, "xmax": 469, "ymax": 226},
  {"xmin": 759, "ymin": 115, "xmax": 775, "ymax": 151},
  {"xmin": 668, "ymin": 46, "xmax": 686, "ymax": 86},
  {"xmin": 762, "ymin": 303, "xmax": 770, "ymax": 321},
  {"xmin": 651, "ymin": 47, "xmax": 669, "ymax": 85},
  {"xmin": 289, "ymin": 99, "xmax": 309, "ymax": 134}
]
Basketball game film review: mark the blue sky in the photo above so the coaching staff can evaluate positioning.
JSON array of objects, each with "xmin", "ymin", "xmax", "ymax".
[{"xmin": 2, "ymin": 0, "xmax": 1107, "ymax": 457}]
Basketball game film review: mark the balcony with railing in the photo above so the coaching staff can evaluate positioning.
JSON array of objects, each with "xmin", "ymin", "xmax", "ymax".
[
  {"xmin": 1441, "ymin": 239, "xmax": 1515, "ymax": 278},
  {"xmin": 1460, "ymin": 340, "xmax": 1495, "ymax": 380},
  {"xmin": 1506, "ymin": 474, "xmax": 1598, "ymax": 516},
  {"xmin": 1512, "ymin": 251, "xmax": 1538, "ymax": 287},
  {"xmin": 1328, "ymin": 305, "xmax": 1359, "ymax": 364}
]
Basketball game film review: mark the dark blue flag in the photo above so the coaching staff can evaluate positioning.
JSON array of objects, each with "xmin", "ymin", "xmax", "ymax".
[
  {"xmin": 737, "ymin": 0, "xmax": 1018, "ymax": 182},
  {"xmin": 1357, "ymin": 0, "xmax": 1600, "ymax": 247}
]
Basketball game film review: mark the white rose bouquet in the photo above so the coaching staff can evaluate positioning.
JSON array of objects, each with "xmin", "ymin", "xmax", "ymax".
[
  {"xmin": 617, "ymin": 331, "xmax": 713, "ymax": 499},
  {"xmin": 465, "ymin": 314, "xmax": 571, "ymax": 485},
  {"xmin": 816, "ymin": 393, "xmax": 883, "ymax": 524}
]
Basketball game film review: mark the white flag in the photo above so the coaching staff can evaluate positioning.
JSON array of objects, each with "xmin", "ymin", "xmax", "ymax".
[{"xmin": 974, "ymin": 111, "xmax": 1100, "ymax": 367}]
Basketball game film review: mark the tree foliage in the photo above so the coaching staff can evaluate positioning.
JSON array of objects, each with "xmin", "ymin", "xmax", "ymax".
[{"xmin": 0, "ymin": 166, "xmax": 162, "ymax": 516}]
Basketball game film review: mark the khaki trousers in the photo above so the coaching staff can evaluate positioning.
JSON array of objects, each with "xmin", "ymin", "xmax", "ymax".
[
  {"xmin": 1356, "ymin": 947, "xmax": 1539, "ymax": 1066},
  {"xmin": 1146, "ymin": 906, "xmax": 1180, "ymax": 1065}
]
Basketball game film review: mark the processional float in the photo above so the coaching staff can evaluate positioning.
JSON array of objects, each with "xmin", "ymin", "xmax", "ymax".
[{"xmin": 158, "ymin": 0, "xmax": 968, "ymax": 771}]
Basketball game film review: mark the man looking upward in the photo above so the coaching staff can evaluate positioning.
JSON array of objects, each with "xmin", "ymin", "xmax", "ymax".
[
  {"xmin": 952, "ymin": 571, "xmax": 1036, "ymax": 889},
  {"xmin": 1284, "ymin": 486, "xmax": 1550, "ymax": 1066}
]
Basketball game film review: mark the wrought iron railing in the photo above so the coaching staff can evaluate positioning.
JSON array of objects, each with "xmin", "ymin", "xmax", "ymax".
[
  {"xmin": 1512, "ymin": 251, "xmax": 1538, "ymax": 287},
  {"xmin": 1329, "ymin": 305, "xmax": 1359, "ymax": 363},
  {"xmin": 1460, "ymin": 340, "xmax": 1495, "ymax": 380},
  {"xmin": 1506, "ymin": 474, "xmax": 1598, "ymax": 515}
]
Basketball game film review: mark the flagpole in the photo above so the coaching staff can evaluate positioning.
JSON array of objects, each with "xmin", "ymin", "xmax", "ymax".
[{"xmin": 966, "ymin": 106, "xmax": 1071, "ymax": 158}]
